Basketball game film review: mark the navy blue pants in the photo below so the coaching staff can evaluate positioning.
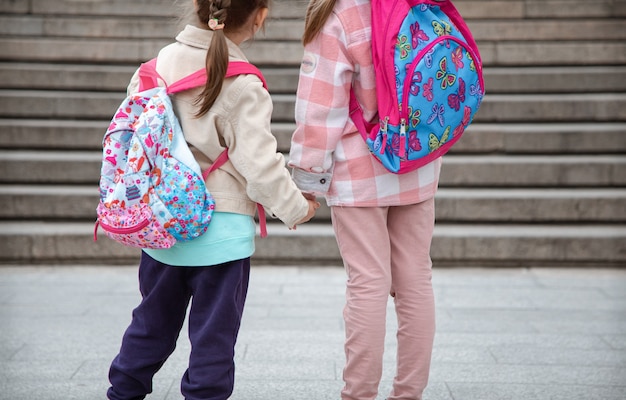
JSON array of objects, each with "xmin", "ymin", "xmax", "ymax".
[{"xmin": 107, "ymin": 252, "xmax": 250, "ymax": 400}]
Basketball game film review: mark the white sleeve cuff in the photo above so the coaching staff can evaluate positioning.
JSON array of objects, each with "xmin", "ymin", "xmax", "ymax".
[{"xmin": 291, "ymin": 168, "xmax": 332, "ymax": 195}]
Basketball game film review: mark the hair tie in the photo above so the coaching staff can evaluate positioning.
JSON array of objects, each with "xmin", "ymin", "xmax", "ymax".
[{"xmin": 208, "ymin": 18, "xmax": 225, "ymax": 31}]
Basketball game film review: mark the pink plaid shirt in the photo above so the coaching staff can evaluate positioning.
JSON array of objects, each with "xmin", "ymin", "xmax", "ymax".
[{"xmin": 289, "ymin": 0, "xmax": 441, "ymax": 207}]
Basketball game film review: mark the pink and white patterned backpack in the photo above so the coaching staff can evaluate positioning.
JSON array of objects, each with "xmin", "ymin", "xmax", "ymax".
[
  {"xmin": 350, "ymin": 0, "xmax": 485, "ymax": 173},
  {"xmin": 95, "ymin": 58, "xmax": 267, "ymax": 249}
]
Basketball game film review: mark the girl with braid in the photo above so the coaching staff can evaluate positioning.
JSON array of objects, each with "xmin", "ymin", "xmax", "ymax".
[{"xmin": 106, "ymin": 1, "xmax": 319, "ymax": 399}]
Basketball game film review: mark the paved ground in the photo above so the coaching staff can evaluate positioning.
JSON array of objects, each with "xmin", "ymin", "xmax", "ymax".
[{"xmin": 1, "ymin": 264, "xmax": 625, "ymax": 400}]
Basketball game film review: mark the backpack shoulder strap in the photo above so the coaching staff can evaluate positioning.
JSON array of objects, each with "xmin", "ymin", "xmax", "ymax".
[
  {"xmin": 166, "ymin": 60, "xmax": 268, "ymax": 94},
  {"xmin": 226, "ymin": 61, "xmax": 268, "ymax": 90},
  {"xmin": 138, "ymin": 58, "xmax": 165, "ymax": 91},
  {"xmin": 349, "ymin": 90, "xmax": 377, "ymax": 142}
]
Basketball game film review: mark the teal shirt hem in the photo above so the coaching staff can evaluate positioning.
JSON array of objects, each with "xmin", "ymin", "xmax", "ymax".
[{"xmin": 143, "ymin": 212, "xmax": 256, "ymax": 267}]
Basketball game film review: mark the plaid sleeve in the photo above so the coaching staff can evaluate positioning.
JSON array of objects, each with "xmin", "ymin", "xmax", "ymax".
[{"xmin": 288, "ymin": 12, "xmax": 354, "ymax": 193}]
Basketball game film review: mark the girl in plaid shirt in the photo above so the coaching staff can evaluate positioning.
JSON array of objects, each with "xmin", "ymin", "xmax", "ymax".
[{"xmin": 289, "ymin": 0, "xmax": 442, "ymax": 399}]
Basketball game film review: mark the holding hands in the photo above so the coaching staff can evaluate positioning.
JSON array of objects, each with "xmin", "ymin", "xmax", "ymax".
[{"xmin": 294, "ymin": 192, "xmax": 320, "ymax": 227}]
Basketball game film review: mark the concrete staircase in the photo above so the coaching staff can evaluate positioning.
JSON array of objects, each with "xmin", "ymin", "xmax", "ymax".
[{"xmin": 1, "ymin": 0, "xmax": 625, "ymax": 266}]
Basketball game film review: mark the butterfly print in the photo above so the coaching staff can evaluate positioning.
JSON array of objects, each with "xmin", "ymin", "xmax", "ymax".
[
  {"xmin": 467, "ymin": 52, "xmax": 476, "ymax": 72},
  {"xmin": 451, "ymin": 47, "xmax": 464, "ymax": 70},
  {"xmin": 429, "ymin": 126, "xmax": 451, "ymax": 152},
  {"xmin": 422, "ymin": 77, "xmax": 434, "ymax": 101},
  {"xmin": 391, "ymin": 134, "xmax": 402, "ymax": 156},
  {"xmin": 427, "ymin": 103, "xmax": 445, "ymax": 127},
  {"xmin": 397, "ymin": 34, "xmax": 411, "ymax": 60},
  {"xmin": 447, "ymin": 77, "xmax": 466, "ymax": 111},
  {"xmin": 407, "ymin": 106, "xmax": 421, "ymax": 128},
  {"xmin": 410, "ymin": 22, "xmax": 429, "ymax": 49},
  {"xmin": 424, "ymin": 48, "xmax": 435, "ymax": 69},
  {"xmin": 469, "ymin": 81, "xmax": 484, "ymax": 106},
  {"xmin": 395, "ymin": 65, "xmax": 401, "ymax": 89},
  {"xmin": 409, "ymin": 70, "xmax": 422, "ymax": 95},
  {"xmin": 373, "ymin": 133, "xmax": 385, "ymax": 154},
  {"xmin": 432, "ymin": 20, "xmax": 452, "ymax": 37},
  {"xmin": 453, "ymin": 106, "xmax": 472, "ymax": 137},
  {"xmin": 435, "ymin": 57, "xmax": 457, "ymax": 90},
  {"xmin": 408, "ymin": 130, "xmax": 421, "ymax": 152}
]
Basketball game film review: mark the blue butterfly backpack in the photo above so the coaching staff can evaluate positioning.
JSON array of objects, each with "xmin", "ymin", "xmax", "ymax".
[{"xmin": 350, "ymin": 0, "xmax": 485, "ymax": 173}]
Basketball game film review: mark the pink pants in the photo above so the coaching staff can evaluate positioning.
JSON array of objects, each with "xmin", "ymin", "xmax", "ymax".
[{"xmin": 331, "ymin": 199, "xmax": 436, "ymax": 400}]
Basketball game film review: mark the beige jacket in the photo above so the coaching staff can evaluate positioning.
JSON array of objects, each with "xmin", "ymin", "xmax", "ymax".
[{"xmin": 127, "ymin": 25, "xmax": 308, "ymax": 228}]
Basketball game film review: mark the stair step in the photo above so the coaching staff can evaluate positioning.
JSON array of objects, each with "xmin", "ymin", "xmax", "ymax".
[
  {"xmin": 476, "ymin": 93, "xmax": 626, "ymax": 123},
  {"xmin": 479, "ymin": 41, "xmax": 626, "ymax": 67},
  {"xmin": 3, "ymin": 37, "xmax": 625, "ymax": 67},
  {"xmin": 0, "ymin": 16, "xmax": 304, "ymax": 42},
  {"xmin": 456, "ymin": 0, "xmax": 624, "ymax": 19},
  {"xmin": 0, "ymin": 63, "xmax": 136, "ymax": 92},
  {"xmin": 5, "ymin": 15, "xmax": 625, "ymax": 43},
  {"xmin": 2, "ymin": 0, "xmax": 621, "ymax": 20},
  {"xmin": 0, "ymin": 15, "xmax": 177, "ymax": 39},
  {"xmin": 2, "ymin": 185, "xmax": 624, "ymax": 223},
  {"xmin": 485, "ymin": 66, "xmax": 626, "ymax": 94},
  {"xmin": 0, "ymin": 221, "xmax": 623, "ymax": 266},
  {"xmin": 2, "ymin": 151, "xmax": 623, "ymax": 187},
  {"xmin": 0, "ymin": 119, "xmax": 106, "ymax": 150},
  {"xmin": 467, "ymin": 19, "xmax": 626, "ymax": 41},
  {"xmin": 0, "ymin": 63, "xmax": 302, "ymax": 94},
  {"xmin": 1, "ymin": 0, "xmax": 304, "ymax": 19},
  {"xmin": 439, "ymin": 155, "xmax": 626, "ymax": 187},
  {"xmin": 2, "ymin": 119, "xmax": 624, "ymax": 154},
  {"xmin": 3, "ymin": 63, "xmax": 625, "ymax": 95},
  {"xmin": 2, "ymin": 90, "xmax": 625, "ymax": 123}
]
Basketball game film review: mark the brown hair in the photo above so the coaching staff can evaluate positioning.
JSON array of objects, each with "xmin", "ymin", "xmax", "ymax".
[
  {"xmin": 194, "ymin": 0, "xmax": 269, "ymax": 117},
  {"xmin": 302, "ymin": 0, "xmax": 337, "ymax": 46}
]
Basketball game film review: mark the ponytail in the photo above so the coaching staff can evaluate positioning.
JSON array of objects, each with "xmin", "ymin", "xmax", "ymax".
[
  {"xmin": 195, "ymin": 0, "xmax": 230, "ymax": 117},
  {"xmin": 302, "ymin": 0, "xmax": 337, "ymax": 46},
  {"xmin": 194, "ymin": 0, "xmax": 269, "ymax": 117}
]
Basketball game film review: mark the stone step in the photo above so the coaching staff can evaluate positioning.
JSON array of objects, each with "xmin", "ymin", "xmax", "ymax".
[
  {"xmin": 1, "ymin": 150, "xmax": 623, "ymax": 187},
  {"xmin": 2, "ymin": 185, "xmax": 624, "ymax": 224},
  {"xmin": 2, "ymin": 90, "xmax": 625, "ymax": 123},
  {"xmin": 3, "ymin": 63, "xmax": 625, "ymax": 95},
  {"xmin": 2, "ymin": 37, "xmax": 625, "ymax": 67},
  {"xmin": 456, "ymin": 0, "xmax": 626, "ymax": 19},
  {"xmin": 2, "ymin": 0, "xmax": 622, "ymax": 20},
  {"xmin": 4, "ymin": 15, "xmax": 625, "ymax": 43},
  {"xmin": 439, "ymin": 155, "xmax": 626, "ymax": 187},
  {"xmin": 0, "ymin": 221, "xmax": 624, "ymax": 266},
  {"xmin": 2, "ymin": 119, "xmax": 625, "ymax": 155},
  {"xmin": 0, "ymin": 63, "xmax": 301, "ymax": 94},
  {"xmin": 0, "ymin": 0, "xmax": 306, "ymax": 19}
]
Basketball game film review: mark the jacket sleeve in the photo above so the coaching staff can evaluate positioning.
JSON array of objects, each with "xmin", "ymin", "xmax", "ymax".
[
  {"xmin": 222, "ymin": 79, "xmax": 309, "ymax": 229},
  {"xmin": 126, "ymin": 68, "xmax": 140, "ymax": 95},
  {"xmin": 288, "ymin": 11, "xmax": 354, "ymax": 195}
]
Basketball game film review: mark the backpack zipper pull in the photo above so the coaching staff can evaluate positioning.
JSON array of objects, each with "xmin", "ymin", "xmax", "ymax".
[
  {"xmin": 379, "ymin": 117, "xmax": 389, "ymax": 154},
  {"xmin": 399, "ymin": 118, "xmax": 407, "ymax": 158}
]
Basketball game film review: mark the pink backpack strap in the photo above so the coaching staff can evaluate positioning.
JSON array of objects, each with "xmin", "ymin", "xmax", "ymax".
[
  {"xmin": 138, "ymin": 58, "xmax": 165, "ymax": 91},
  {"xmin": 349, "ymin": 90, "xmax": 378, "ymax": 142},
  {"xmin": 225, "ymin": 61, "xmax": 268, "ymax": 90},
  {"xmin": 201, "ymin": 149, "xmax": 267, "ymax": 238},
  {"xmin": 167, "ymin": 61, "xmax": 268, "ymax": 94},
  {"xmin": 138, "ymin": 58, "xmax": 268, "ymax": 94}
]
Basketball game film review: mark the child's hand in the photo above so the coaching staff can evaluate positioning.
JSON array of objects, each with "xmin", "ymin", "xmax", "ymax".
[
  {"xmin": 293, "ymin": 197, "xmax": 320, "ymax": 228},
  {"xmin": 302, "ymin": 192, "xmax": 316, "ymax": 201}
]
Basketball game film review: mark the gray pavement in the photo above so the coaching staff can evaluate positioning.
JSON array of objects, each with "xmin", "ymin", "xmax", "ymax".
[{"xmin": 1, "ymin": 264, "xmax": 625, "ymax": 400}]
